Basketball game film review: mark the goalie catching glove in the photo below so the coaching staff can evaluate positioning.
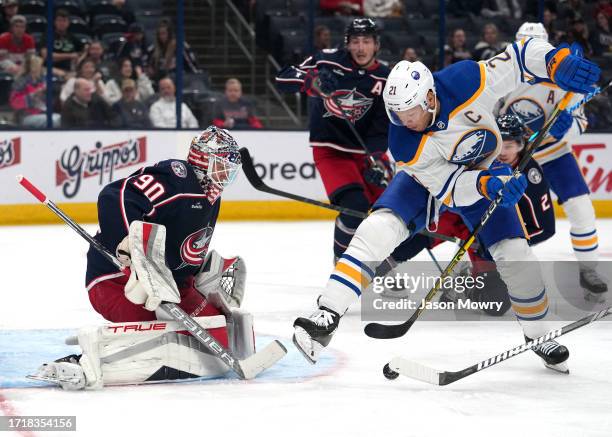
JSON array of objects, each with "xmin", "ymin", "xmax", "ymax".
[
  {"xmin": 195, "ymin": 250, "xmax": 246, "ymax": 309},
  {"xmin": 117, "ymin": 221, "xmax": 181, "ymax": 311}
]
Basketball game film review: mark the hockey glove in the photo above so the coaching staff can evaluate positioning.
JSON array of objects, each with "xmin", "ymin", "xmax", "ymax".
[
  {"xmin": 547, "ymin": 44, "xmax": 600, "ymax": 94},
  {"xmin": 195, "ymin": 250, "xmax": 246, "ymax": 309},
  {"xmin": 477, "ymin": 163, "xmax": 527, "ymax": 208},
  {"xmin": 549, "ymin": 110, "xmax": 573, "ymax": 140},
  {"xmin": 363, "ymin": 153, "xmax": 393, "ymax": 187},
  {"xmin": 300, "ymin": 68, "xmax": 337, "ymax": 97}
]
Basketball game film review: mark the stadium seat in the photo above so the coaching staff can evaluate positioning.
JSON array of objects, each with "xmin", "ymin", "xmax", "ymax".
[
  {"xmin": 405, "ymin": 18, "xmax": 437, "ymax": 34},
  {"xmin": 0, "ymin": 73, "xmax": 14, "ymax": 107},
  {"xmin": 418, "ymin": 0, "xmax": 439, "ymax": 19},
  {"xmin": 55, "ymin": 0, "xmax": 85, "ymax": 18},
  {"xmin": 88, "ymin": 0, "xmax": 122, "ymax": 19},
  {"xmin": 19, "ymin": 0, "xmax": 45, "ymax": 16},
  {"xmin": 382, "ymin": 32, "xmax": 422, "ymax": 56},
  {"xmin": 23, "ymin": 15, "xmax": 46, "ymax": 34},
  {"xmin": 269, "ymin": 15, "xmax": 304, "ymax": 60},
  {"xmin": 279, "ymin": 29, "xmax": 307, "ymax": 64},
  {"xmin": 93, "ymin": 15, "xmax": 127, "ymax": 36},
  {"xmin": 73, "ymin": 33, "xmax": 93, "ymax": 46},
  {"xmin": 403, "ymin": 0, "xmax": 424, "ymax": 18},
  {"xmin": 378, "ymin": 17, "xmax": 408, "ymax": 33},
  {"xmin": 69, "ymin": 15, "xmax": 90, "ymax": 36},
  {"xmin": 100, "ymin": 32, "xmax": 125, "ymax": 49},
  {"xmin": 445, "ymin": 17, "xmax": 473, "ymax": 33}
]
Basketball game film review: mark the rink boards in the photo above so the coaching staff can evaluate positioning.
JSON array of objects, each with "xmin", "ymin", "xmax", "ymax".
[{"xmin": 1, "ymin": 130, "xmax": 611, "ymax": 224}]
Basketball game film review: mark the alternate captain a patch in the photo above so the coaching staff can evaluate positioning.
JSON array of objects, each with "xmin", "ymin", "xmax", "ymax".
[{"xmin": 449, "ymin": 128, "xmax": 498, "ymax": 167}]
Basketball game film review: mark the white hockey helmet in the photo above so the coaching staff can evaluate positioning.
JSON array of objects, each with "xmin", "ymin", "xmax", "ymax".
[
  {"xmin": 383, "ymin": 60, "xmax": 436, "ymax": 126},
  {"xmin": 516, "ymin": 22, "xmax": 548, "ymax": 41}
]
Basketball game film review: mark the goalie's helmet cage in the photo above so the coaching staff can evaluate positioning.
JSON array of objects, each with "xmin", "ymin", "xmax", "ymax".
[
  {"xmin": 516, "ymin": 22, "xmax": 548, "ymax": 41},
  {"xmin": 344, "ymin": 17, "xmax": 379, "ymax": 45},
  {"xmin": 188, "ymin": 126, "xmax": 242, "ymax": 191},
  {"xmin": 496, "ymin": 113, "xmax": 526, "ymax": 147}
]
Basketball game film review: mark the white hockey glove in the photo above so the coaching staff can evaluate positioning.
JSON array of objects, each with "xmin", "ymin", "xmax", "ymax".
[
  {"xmin": 195, "ymin": 250, "xmax": 246, "ymax": 309},
  {"xmin": 116, "ymin": 236, "xmax": 131, "ymax": 267},
  {"xmin": 124, "ymin": 221, "xmax": 181, "ymax": 311}
]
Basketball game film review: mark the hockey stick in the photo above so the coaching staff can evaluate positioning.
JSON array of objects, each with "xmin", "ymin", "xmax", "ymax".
[
  {"xmin": 16, "ymin": 175, "xmax": 287, "ymax": 380},
  {"xmin": 385, "ymin": 306, "xmax": 612, "ymax": 385},
  {"xmin": 364, "ymin": 91, "xmax": 575, "ymax": 340},
  {"xmin": 239, "ymin": 147, "xmax": 458, "ymax": 245}
]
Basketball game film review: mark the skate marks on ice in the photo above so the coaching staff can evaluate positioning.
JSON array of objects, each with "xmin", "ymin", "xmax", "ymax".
[{"xmin": 0, "ymin": 330, "xmax": 342, "ymax": 389}]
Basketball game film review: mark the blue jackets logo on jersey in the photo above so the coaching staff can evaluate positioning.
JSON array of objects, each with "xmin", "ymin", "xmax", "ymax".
[
  {"xmin": 450, "ymin": 129, "xmax": 498, "ymax": 167},
  {"xmin": 506, "ymin": 98, "xmax": 545, "ymax": 133},
  {"xmin": 179, "ymin": 226, "xmax": 213, "ymax": 267},
  {"xmin": 323, "ymin": 89, "xmax": 374, "ymax": 122}
]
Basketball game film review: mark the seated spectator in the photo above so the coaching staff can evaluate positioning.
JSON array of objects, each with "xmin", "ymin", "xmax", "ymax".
[
  {"xmin": 444, "ymin": 28, "xmax": 472, "ymax": 66},
  {"xmin": 567, "ymin": 17, "xmax": 594, "ymax": 57},
  {"xmin": 594, "ymin": 0, "xmax": 612, "ymax": 20},
  {"xmin": 9, "ymin": 54, "xmax": 60, "ymax": 128},
  {"xmin": 41, "ymin": 9, "xmax": 86, "ymax": 79},
  {"xmin": 112, "ymin": 78, "xmax": 151, "ymax": 128},
  {"xmin": 60, "ymin": 57, "xmax": 110, "ymax": 104},
  {"xmin": 116, "ymin": 23, "xmax": 148, "ymax": 68},
  {"xmin": 319, "ymin": 0, "xmax": 363, "ymax": 16},
  {"xmin": 0, "ymin": 15, "xmax": 35, "ymax": 77},
  {"xmin": 106, "ymin": 57, "xmax": 154, "ymax": 104},
  {"xmin": 402, "ymin": 47, "xmax": 420, "ymax": 62},
  {"xmin": 314, "ymin": 25, "xmax": 332, "ymax": 52},
  {"xmin": 212, "ymin": 78, "xmax": 263, "ymax": 130},
  {"xmin": 147, "ymin": 18, "xmax": 199, "ymax": 82},
  {"xmin": 0, "ymin": 0, "xmax": 19, "ymax": 34},
  {"xmin": 481, "ymin": 0, "xmax": 521, "ymax": 19},
  {"xmin": 61, "ymin": 78, "xmax": 115, "ymax": 128},
  {"xmin": 149, "ymin": 77, "xmax": 198, "ymax": 128},
  {"xmin": 591, "ymin": 12, "xmax": 612, "ymax": 56},
  {"xmin": 473, "ymin": 23, "xmax": 507, "ymax": 61},
  {"xmin": 363, "ymin": 0, "xmax": 403, "ymax": 17},
  {"xmin": 86, "ymin": 41, "xmax": 114, "ymax": 81}
]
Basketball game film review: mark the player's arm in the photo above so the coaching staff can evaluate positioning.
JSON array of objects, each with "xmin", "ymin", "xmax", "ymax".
[
  {"xmin": 275, "ymin": 51, "xmax": 337, "ymax": 96},
  {"xmin": 518, "ymin": 161, "xmax": 556, "ymax": 245}
]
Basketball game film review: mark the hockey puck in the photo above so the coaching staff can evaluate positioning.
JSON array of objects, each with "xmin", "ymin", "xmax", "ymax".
[{"xmin": 383, "ymin": 363, "xmax": 399, "ymax": 380}]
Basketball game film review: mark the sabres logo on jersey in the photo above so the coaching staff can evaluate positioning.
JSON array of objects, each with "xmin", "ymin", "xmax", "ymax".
[
  {"xmin": 178, "ymin": 226, "xmax": 213, "ymax": 267},
  {"xmin": 450, "ymin": 128, "xmax": 498, "ymax": 167},
  {"xmin": 506, "ymin": 98, "xmax": 545, "ymax": 134},
  {"xmin": 323, "ymin": 89, "xmax": 373, "ymax": 123}
]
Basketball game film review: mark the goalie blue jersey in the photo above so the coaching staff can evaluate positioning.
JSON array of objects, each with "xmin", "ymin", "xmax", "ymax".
[
  {"xmin": 275, "ymin": 48, "xmax": 390, "ymax": 154},
  {"xmin": 85, "ymin": 159, "xmax": 220, "ymax": 290}
]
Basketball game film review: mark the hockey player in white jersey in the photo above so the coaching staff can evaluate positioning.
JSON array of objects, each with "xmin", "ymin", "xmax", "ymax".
[
  {"xmin": 293, "ymin": 35, "xmax": 600, "ymax": 373},
  {"xmin": 499, "ymin": 22, "xmax": 607, "ymax": 301}
]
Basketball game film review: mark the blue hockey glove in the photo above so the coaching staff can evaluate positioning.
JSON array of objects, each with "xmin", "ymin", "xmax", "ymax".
[
  {"xmin": 477, "ymin": 163, "xmax": 528, "ymax": 208},
  {"xmin": 549, "ymin": 110, "xmax": 573, "ymax": 140},
  {"xmin": 547, "ymin": 44, "xmax": 601, "ymax": 94},
  {"xmin": 300, "ymin": 68, "xmax": 338, "ymax": 97},
  {"xmin": 363, "ymin": 153, "xmax": 393, "ymax": 188}
]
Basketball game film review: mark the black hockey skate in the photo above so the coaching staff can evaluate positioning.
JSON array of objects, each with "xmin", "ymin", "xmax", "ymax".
[
  {"xmin": 525, "ymin": 336, "xmax": 570, "ymax": 374},
  {"xmin": 580, "ymin": 268, "xmax": 608, "ymax": 303},
  {"xmin": 293, "ymin": 307, "xmax": 340, "ymax": 364}
]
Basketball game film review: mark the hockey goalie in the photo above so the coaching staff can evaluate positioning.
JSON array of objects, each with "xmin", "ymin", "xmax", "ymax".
[{"xmin": 32, "ymin": 127, "xmax": 259, "ymax": 390}]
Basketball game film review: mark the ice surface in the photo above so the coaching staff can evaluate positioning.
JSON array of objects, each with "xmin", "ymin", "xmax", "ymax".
[{"xmin": 0, "ymin": 220, "xmax": 611, "ymax": 437}]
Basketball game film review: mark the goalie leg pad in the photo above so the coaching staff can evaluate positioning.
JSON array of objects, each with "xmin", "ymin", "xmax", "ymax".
[{"xmin": 73, "ymin": 316, "xmax": 230, "ymax": 389}]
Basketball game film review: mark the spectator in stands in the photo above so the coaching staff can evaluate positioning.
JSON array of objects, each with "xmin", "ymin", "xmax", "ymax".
[
  {"xmin": 594, "ymin": 0, "xmax": 612, "ymax": 20},
  {"xmin": 481, "ymin": 0, "xmax": 521, "ymax": 19},
  {"xmin": 117, "ymin": 23, "xmax": 148, "ymax": 68},
  {"xmin": 9, "ymin": 54, "xmax": 60, "ymax": 128},
  {"xmin": 112, "ymin": 78, "xmax": 151, "ymax": 128},
  {"xmin": 106, "ymin": 57, "xmax": 154, "ymax": 104},
  {"xmin": 363, "ymin": 0, "xmax": 403, "ymax": 17},
  {"xmin": 149, "ymin": 77, "xmax": 198, "ymax": 128},
  {"xmin": 61, "ymin": 77, "xmax": 115, "ymax": 128},
  {"xmin": 591, "ymin": 11, "xmax": 612, "ymax": 56},
  {"xmin": 543, "ymin": 7, "xmax": 563, "ymax": 44},
  {"xmin": 86, "ymin": 41, "xmax": 113, "ymax": 81},
  {"xmin": 402, "ymin": 47, "xmax": 420, "ymax": 62},
  {"xmin": 41, "ymin": 9, "xmax": 86, "ymax": 79},
  {"xmin": 444, "ymin": 28, "xmax": 472, "ymax": 66},
  {"xmin": 0, "ymin": 15, "xmax": 35, "ymax": 77},
  {"xmin": 567, "ymin": 17, "xmax": 593, "ymax": 57},
  {"xmin": 472, "ymin": 23, "xmax": 507, "ymax": 61},
  {"xmin": 212, "ymin": 78, "xmax": 263, "ymax": 130},
  {"xmin": 60, "ymin": 57, "xmax": 110, "ymax": 104},
  {"xmin": 558, "ymin": 0, "xmax": 585, "ymax": 22},
  {"xmin": 0, "ymin": 0, "xmax": 19, "ymax": 34},
  {"xmin": 314, "ymin": 25, "xmax": 332, "ymax": 52},
  {"xmin": 319, "ymin": 0, "xmax": 363, "ymax": 16},
  {"xmin": 112, "ymin": 0, "xmax": 135, "ymax": 26},
  {"xmin": 447, "ymin": 0, "xmax": 482, "ymax": 17},
  {"xmin": 147, "ymin": 18, "xmax": 199, "ymax": 82}
]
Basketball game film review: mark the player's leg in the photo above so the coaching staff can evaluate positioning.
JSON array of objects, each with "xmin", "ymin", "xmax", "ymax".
[
  {"xmin": 312, "ymin": 146, "xmax": 371, "ymax": 262},
  {"xmin": 458, "ymin": 199, "xmax": 569, "ymax": 372},
  {"xmin": 540, "ymin": 153, "xmax": 607, "ymax": 300},
  {"xmin": 293, "ymin": 172, "xmax": 429, "ymax": 363}
]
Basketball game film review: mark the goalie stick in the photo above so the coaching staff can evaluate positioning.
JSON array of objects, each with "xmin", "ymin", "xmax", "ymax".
[
  {"xmin": 239, "ymin": 147, "xmax": 459, "ymax": 245},
  {"xmin": 16, "ymin": 175, "xmax": 287, "ymax": 381},
  {"xmin": 364, "ymin": 91, "xmax": 576, "ymax": 340},
  {"xmin": 384, "ymin": 306, "xmax": 612, "ymax": 385}
]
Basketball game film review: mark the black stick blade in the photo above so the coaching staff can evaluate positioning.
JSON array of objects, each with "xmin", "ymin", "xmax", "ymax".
[{"xmin": 363, "ymin": 321, "xmax": 412, "ymax": 339}]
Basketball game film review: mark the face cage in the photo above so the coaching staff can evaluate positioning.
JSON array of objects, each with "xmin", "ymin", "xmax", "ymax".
[{"xmin": 205, "ymin": 152, "xmax": 241, "ymax": 190}]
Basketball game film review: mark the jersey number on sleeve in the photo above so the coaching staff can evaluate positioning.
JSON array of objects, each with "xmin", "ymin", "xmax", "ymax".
[
  {"xmin": 541, "ymin": 193, "xmax": 551, "ymax": 211},
  {"xmin": 133, "ymin": 174, "xmax": 165, "ymax": 202}
]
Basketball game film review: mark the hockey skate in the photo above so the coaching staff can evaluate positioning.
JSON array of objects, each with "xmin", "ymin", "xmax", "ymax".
[
  {"xmin": 28, "ymin": 354, "xmax": 86, "ymax": 390},
  {"xmin": 293, "ymin": 307, "xmax": 340, "ymax": 364},
  {"xmin": 525, "ymin": 336, "xmax": 570, "ymax": 374},
  {"xmin": 580, "ymin": 268, "xmax": 608, "ymax": 303}
]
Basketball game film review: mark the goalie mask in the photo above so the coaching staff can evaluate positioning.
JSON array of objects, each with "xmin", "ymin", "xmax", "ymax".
[{"xmin": 188, "ymin": 126, "xmax": 242, "ymax": 195}]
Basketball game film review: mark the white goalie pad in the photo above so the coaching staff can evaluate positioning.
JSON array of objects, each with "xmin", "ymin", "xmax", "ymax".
[{"xmin": 125, "ymin": 221, "xmax": 180, "ymax": 311}]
